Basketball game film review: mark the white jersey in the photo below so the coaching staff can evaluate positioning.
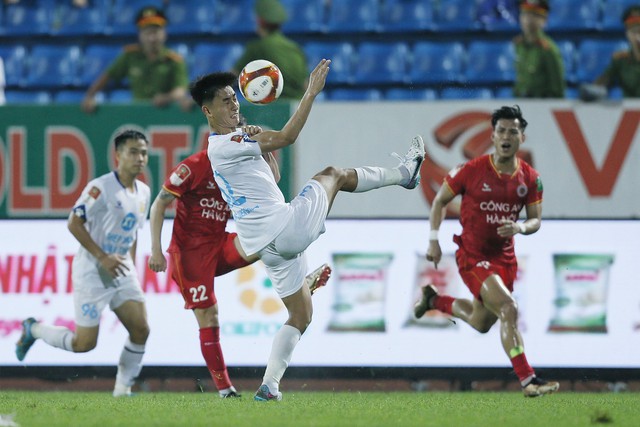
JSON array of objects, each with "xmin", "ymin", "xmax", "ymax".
[
  {"xmin": 71, "ymin": 171, "xmax": 151, "ymax": 272},
  {"xmin": 208, "ymin": 130, "xmax": 292, "ymax": 255}
]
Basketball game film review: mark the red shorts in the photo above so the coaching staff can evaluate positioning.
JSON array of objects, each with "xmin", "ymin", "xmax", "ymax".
[
  {"xmin": 170, "ymin": 232, "xmax": 251, "ymax": 310},
  {"xmin": 455, "ymin": 246, "xmax": 517, "ymax": 300}
]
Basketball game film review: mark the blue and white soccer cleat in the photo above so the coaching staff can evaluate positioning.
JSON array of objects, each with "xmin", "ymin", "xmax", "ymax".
[
  {"xmin": 393, "ymin": 135, "xmax": 425, "ymax": 189},
  {"xmin": 16, "ymin": 317, "xmax": 38, "ymax": 362},
  {"xmin": 254, "ymin": 384, "xmax": 282, "ymax": 402}
]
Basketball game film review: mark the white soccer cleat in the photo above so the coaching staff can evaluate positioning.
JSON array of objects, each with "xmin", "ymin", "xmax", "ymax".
[{"xmin": 393, "ymin": 135, "xmax": 425, "ymax": 189}]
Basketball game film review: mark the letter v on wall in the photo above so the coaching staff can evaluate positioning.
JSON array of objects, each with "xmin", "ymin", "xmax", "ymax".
[{"xmin": 553, "ymin": 110, "xmax": 639, "ymax": 196}]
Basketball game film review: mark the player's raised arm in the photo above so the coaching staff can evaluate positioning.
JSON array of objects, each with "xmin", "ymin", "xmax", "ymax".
[
  {"xmin": 148, "ymin": 189, "xmax": 177, "ymax": 272},
  {"xmin": 253, "ymin": 59, "xmax": 330, "ymax": 153}
]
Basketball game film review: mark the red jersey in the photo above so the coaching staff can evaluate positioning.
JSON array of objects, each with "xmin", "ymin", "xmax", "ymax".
[
  {"xmin": 163, "ymin": 150, "xmax": 231, "ymax": 251},
  {"xmin": 444, "ymin": 154, "xmax": 543, "ymax": 262}
]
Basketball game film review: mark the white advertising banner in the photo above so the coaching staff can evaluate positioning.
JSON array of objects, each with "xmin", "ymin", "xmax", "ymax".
[
  {"xmin": 295, "ymin": 100, "xmax": 640, "ymax": 218},
  {"xmin": 1, "ymin": 219, "xmax": 639, "ymax": 369}
]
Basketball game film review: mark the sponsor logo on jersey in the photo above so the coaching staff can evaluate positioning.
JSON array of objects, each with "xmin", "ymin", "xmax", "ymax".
[
  {"xmin": 89, "ymin": 186, "xmax": 101, "ymax": 199},
  {"xmin": 536, "ymin": 176, "xmax": 543, "ymax": 192},
  {"xmin": 231, "ymin": 135, "xmax": 244, "ymax": 143},
  {"xmin": 482, "ymin": 183, "xmax": 492, "ymax": 192},
  {"xmin": 169, "ymin": 164, "xmax": 191, "ymax": 186},
  {"xmin": 517, "ymin": 183, "xmax": 528, "ymax": 197}
]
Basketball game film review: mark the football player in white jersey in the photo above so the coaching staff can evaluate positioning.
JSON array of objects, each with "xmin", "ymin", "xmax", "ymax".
[
  {"xmin": 190, "ymin": 60, "xmax": 425, "ymax": 401},
  {"xmin": 16, "ymin": 130, "xmax": 151, "ymax": 397}
]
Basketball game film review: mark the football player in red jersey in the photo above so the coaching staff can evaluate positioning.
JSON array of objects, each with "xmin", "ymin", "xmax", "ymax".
[
  {"xmin": 415, "ymin": 105, "xmax": 559, "ymax": 397},
  {"xmin": 148, "ymin": 127, "xmax": 330, "ymax": 398}
]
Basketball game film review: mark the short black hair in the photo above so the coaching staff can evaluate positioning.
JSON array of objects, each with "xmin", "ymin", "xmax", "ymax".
[
  {"xmin": 189, "ymin": 72, "xmax": 237, "ymax": 107},
  {"xmin": 622, "ymin": 5, "xmax": 640, "ymax": 23},
  {"xmin": 114, "ymin": 130, "xmax": 148, "ymax": 151},
  {"xmin": 491, "ymin": 105, "xmax": 528, "ymax": 131}
]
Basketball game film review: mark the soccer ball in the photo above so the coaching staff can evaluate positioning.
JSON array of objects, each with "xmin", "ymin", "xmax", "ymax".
[{"xmin": 238, "ymin": 60, "xmax": 284, "ymax": 105}]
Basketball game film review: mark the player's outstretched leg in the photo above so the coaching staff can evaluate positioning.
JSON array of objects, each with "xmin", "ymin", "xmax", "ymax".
[
  {"xmin": 15, "ymin": 317, "xmax": 38, "ymax": 361},
  {"xmin": 306, "ymin": 264, "xmax": 332, "ymax": 295},
  {"xmin": 393, "ymin": 135, "xmax": 425, "ymax": 189},
  {"xmin": 522, "ymin": 377, "xmax": 560, "ymax": 397}
]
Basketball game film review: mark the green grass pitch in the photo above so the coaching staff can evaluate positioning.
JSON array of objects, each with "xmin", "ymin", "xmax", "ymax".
[{"xmin": 1, "ymin": 391, "xmax": 638, "ymax": 427}]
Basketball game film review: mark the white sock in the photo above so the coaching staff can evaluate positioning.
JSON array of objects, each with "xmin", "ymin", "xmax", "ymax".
[
  {"xmin": 262, "ymin": 325, "xmax": 301, "ymax": 393},
  {"xmin": 115, "ymin": 337, "xmax": 146, "ymax": 388},
  {"xmin": 31, "ymin": 323, "xmax": 74, "ymax": 352},
  {"xmin": 353, "ymin": 167, "xmax": 402, "ymax": 193}
]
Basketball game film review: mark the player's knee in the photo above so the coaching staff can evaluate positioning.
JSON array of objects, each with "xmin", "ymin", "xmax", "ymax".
[
  {"xmin": 73, "ymin": 338, "xmax": 97, "ymax": 353},
  {"xmin": 498, "ymin": 300, "xmax": 518, "ymax": 323},
  {"xmin": 130, "ymin": 323, "xmax": 150, "ymax": 344}
]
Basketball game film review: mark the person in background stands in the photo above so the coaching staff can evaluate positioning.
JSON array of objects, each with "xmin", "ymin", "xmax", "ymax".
[
  {"xmin": 81, "ymin": 6, "xmax": 191, "ymax": 113},
  {"xmin": 512, "ymin": 0, "xmax": 565, "ymax": 98}
]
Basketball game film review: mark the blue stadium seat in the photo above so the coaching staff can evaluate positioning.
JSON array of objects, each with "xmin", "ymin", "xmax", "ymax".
[
  {"xmin": 478, "ymin": 0, "xmax": 518, "ymax": 32},
  {"xmin": 51, "ymin": 0, "xmax": 109, "ymax": 36},
  {"xmin": 465, "ymin": 41, "xmax": 515, "ymax": 84},
  {"xmin": 0, "ymin": 45, "xmax": 27, "ymax": 87},
  {"xmin": 4, "ymin": 0, "xmax": 54, "ymax": 35},
  {"xmin": 380, "ymin": 0, "xmax": 434, "ymax": 33},
  {"xmin": 434, "ymin": 0, "xmax": 480, "ymax": 31},
  {"xmin": 109, "ymin": 89, "xmax": 133, "ymax": 103},
  {"xmin": 165, "ymin": 0, "xmax": 216, "ymax": 35},
  {"xmin": 576, "ymin": 40, "xmax": 628, "ymax": 83},
  {"xmin": 385, "ymin": 88, "xmax": 438, "ymax": 101},
  {"xmin": 546, "ymin": 0, "xmax": 600, "ymax": 31},
  {"xmin": 190, "ymin": 43, "xmax": 243, "ymax": 80},
  {"xmin": 216, "ymin": 0, "xmax": 255, "ymax": 35},
  {"xmin": 329, "ymin": 88, "xmax": 383, "ymax": 101},
  {"xmin": 494, "ymin": 86, "xmax": 514, "ymax": 99},
  {"xmin": 281, "ymin": 0, "xmax": 325, "ymax": 34},
  {"xmin": 440, "ymin": 87, "xmax": 494, "ymax": 99},
  {"xmin": 107, "ymin": 0, "xmax": 164, "ymax": 36},
  {"xmin": 304, "ymin": 42, "xmax": 354, "ymax": 84},
  {"xmin": 5, "ymin": 90, "xmax": 52, "ymax": 104},
  {"xmin": 53, "ymin": 90, "xmax": 102, "ymax": 104},
  {"xmin": 354, "ymin": 42, "xmax": 409, "ymax": 85},
  {"xmin": 25, "ymin": 45, "xmax": 81, "ymax": 88},
  {"xmin": 409, "ymin": 41, "xmax": 464, "ymax": 85},
  {"xmin": 608, "ymin": 86, "xmax": 623, "ymax": 100},
  {"xmin": 601, "ymin": 0, "xmax": 637, "ymax": 31},
  {"xmin": 78, "ymin": 45, "xmax": 121, "ymax": 87},
  {"xmin": 557, "ymin": 40, "xmax": 576, "ymax": 83},
  {"xmin": 326, "ymin": 0, "xmax": 380, "ymax": 33}
]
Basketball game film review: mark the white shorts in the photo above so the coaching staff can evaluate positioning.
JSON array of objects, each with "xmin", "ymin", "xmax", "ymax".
[
  {"xmin": 258, "ymin": 179, "xmax": 329, "ymax": 298},
  {"xmin": 72, "ymin": 256, "xmax": 145, "ymax": 327}
]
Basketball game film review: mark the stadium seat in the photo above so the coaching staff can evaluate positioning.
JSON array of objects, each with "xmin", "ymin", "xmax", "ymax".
[
  {"xmin": 108, "ymin": 89, "xmax": 133, "ymax": 103},
  {"xmin": 50, "ymin": 0, "xmax": 109, "ymax": 36},
  {"xmin": 465, "ymin": 41, "xmax": 515, "ymax": 84},
  {"xmin": 546, "ymin": 0, "xmax": 600, "ymax": 31},
  {"xmin": 107, "ymin": 0, "xmax": 164, "ymax": 36},
  {"xmin": 478, "ymin": 0, "xmax": 519, "ymax": 32},
  {"xmin": 440, "ymin": 87, "xmax": 494, "ymax": 99},
  {"xmin": 494, "ymin": 86, "xmax": 514, "ymax": 99},
  {"xmin": 380, "ymin": 0, "xmax": 434, "ymax": 33},
  {"xmin": 325, "ymin": 0, "xmax": 380, "ymax": 33},
  {"xmin": 600, "ymin": 0, "xmax": 637, "ymax": 31},
  {"xmin": 385, "ymin": 88, "xmax": 438, "ymax": 101},
  {"xmin": 25, "ymin": 45, "xmax": 81, "ymax": 88},
  {"xmin": 190, "ymin": 43, "xmax": 243, "ymax": 80},
  {"xmin": 304, "ymin": 42, "xmax": 354, "ymax": 84},
  {"xmin": 4, "ymin": 0, "xmax": 54, "ymax": 35},
  {"xmin": 557, "ymin": 40, "xmax": 576, "ymax": 83},
  {"xmin": 5, "ymin": 90, "xmax": 52, "ymax": 104},
  {"xmin": 576, "ymin": 40, "xmax": 628, "ymax": 83},
  {"xmin": 329, "ymin": 88, "xmax": 383, "ymax": 101},
  {"xmin": 433, "ymin": 0, "xmax": 480, "ymax": 31},
  {"xmin": 0, "ymin": 45, "xmax": 27, "ymax": 87},
  {"xmin": 78, "ymin": 45, "xmax": 121, "ymax": 87},
  {"xmin": 216, "ymin": 0, "xmax": 255, "ymax": 35},
  {"xmin": 54, "ymin": 90, "xmax": 107, "ymax": 104},
  {"xmin": 165, "ymin": 0, "xmax": 216, "ymax": 35},
  {"xmin": 409, "ymin": 41, "xmax": 464, "ymax": 85},
  {"xmin": 608, "ymin": 86, "xmax": 623, "ymax": 100},
  {"xmin": 281, "ymin": 0, "xmax": 325, "ymax": 34},
  {"xmin": 354, "ymin": 42, "xmax": 409, "ymax": 85}
]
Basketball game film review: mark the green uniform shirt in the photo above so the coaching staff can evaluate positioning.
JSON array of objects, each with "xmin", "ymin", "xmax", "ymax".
[
  {"xmin": 107, "ymin": 45, "xmax": 188, "ymax": 100},
  {"xmin": 513, "ymin": 33, "xmax": 565, "ymax": 98},
  {"xmin": 598, "ymin": 49, "xmax": 640, "ymax": 97},
  {"xmin": 234, "ymin": 31, "xmax": 308, "ymax": 100}
]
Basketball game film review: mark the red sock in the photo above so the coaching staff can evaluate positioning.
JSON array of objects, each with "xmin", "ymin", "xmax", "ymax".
[
  {"xmin": 199, "ymin": 327, "xmax": 232, "ymax": 391},
  {"xmin": 510, "ymin": 352, "xmax": 535, "ymax": 383},
  {"xmin": 433, "ymin": 295, "xmax": 455, "ymax": 315}
]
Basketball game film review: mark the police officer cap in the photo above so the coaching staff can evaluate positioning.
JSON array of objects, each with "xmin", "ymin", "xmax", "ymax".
[
  {"xmin": 135, "ymin": 6, "xmax": 168, "ymax": 28},
  {"xmin": 519, "ymin": 0, "xmax": 550, "ymax": 15},
  {"xmin": 255, "ymin": 0, "xmax": 288, "ymax": 25},
  {"xmin": 622, "ymin": 5, "xmax": 640, "ymax": 27}
]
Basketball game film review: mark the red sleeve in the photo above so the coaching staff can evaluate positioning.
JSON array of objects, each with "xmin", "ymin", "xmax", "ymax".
[
  {"xmin": 163, "ymin": 158, "xmax": 197, "ymax": 198},
  {"xmin": 444, "ymin": 162, "xmax": 469, "ymax": 195},
  {"xmin": 525, "ymin": 166, "xmax": 543, "ymax": 206}
]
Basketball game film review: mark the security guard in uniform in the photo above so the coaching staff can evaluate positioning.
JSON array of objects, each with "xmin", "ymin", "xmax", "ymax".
[
  {"xmin": 512, "ymin": 0, "xmax": 565, "ymax": 98},
  {"xmin": 82, "ymin": 6, "xmax": 190, "ymax": 113},
  {"xmin": 593, "ymin": 5, "xmax": 640, "ymax": 97},
  {"xmin": 233, "ymin": 0, "xmax": 308, "ymax": 101}
]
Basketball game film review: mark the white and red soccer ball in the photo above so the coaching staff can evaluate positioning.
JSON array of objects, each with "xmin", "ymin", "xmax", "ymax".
[{"xmin": 238, "ymin": 59, "xmax": 284, "ymax": 105}]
